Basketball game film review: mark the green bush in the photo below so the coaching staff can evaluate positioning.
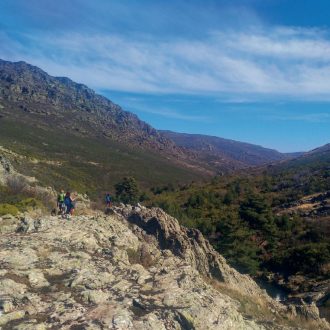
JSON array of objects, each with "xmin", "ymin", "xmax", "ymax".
[
  {"xmin": 115, "ymin": 177, "xmax": 140, "ymax": 204},
  {"xmin": 272, "ymin": 243, "xmax": 330, "ymax": 275},
  {"xmin": 17, "ymin": 198, "xmax": 43, "ymax": 212},
  {"xmin": 0, "ymin": 203, "xmax": 19, "ymax": 216},
  {"xmin": 0, "ymin": 185, "xmax": 45, "ymax": 214}
]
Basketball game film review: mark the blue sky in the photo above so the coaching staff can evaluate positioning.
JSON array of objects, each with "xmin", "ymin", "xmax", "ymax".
[{"xmin": 1, "ymin": 0, "xmax": 329, "ymax": 152}]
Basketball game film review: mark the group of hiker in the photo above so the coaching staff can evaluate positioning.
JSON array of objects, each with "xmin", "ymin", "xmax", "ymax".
[
  {"xmin": 57, "ymin": 190, "xmax": 77, "ymax": 216},
  {"xmin": 56, "ymin": 191, "xmax": 112, "ymax": 216}
]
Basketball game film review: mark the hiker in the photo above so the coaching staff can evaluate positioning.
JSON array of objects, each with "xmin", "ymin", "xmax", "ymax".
[
  {"xmin": 57, "ymin": 189, "xmax": 66, "ymax": 214},
  {"xmin": 64, "ymin": 192, "xmax": 76, "ymax": 216},
  {"xmin": 105, "ymin": 193, "xmax": 112, "ymax": 208}
]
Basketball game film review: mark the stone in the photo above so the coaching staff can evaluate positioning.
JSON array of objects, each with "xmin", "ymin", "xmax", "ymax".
[
  {"xmin": 28, "ymin": 270, "xmax": 50, "ymax": 288},
  {"xmin": 0, "ymin": 300, "xmax": 14, "ymax": 313},
  {"xmin": 0, "ymin": 215, "xmax": 19, "ymax": 234},
  {"xmin": 112, "ymin": 310, "xmax": 134, "ymax": 329},
  {"xmin": 17, "ymin": 216, "xmax": 39, "ymax": 233},
  {"xmin": 0, "ymin": 310, "xmax": 25, "ymax": 326},
  {"xmin": 81, "ymin": 290, "xmax": 109, "ymax": 304},
  {"xmin": 0, "ymin": 278, "xmax": 27, "ymax": 295}
]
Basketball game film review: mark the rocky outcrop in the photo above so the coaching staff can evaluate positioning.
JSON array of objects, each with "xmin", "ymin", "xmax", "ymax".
[
  {"xmin": 117, "ymin": 205, "xmax": 275, "ymax": 296},
  {"xmin": 0, "ymin": 59, "xmax": 184, "ymax": 157},
  {"xmin": 278, "ymin": 191, "xmax": 330, "ymax": 218},
  {"xmin": 0, "ymin": 206, "xmax": 329, "ymax": 329}
]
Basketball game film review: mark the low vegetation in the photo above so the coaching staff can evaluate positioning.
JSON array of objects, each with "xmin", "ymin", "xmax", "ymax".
[
  {"xmin": 115, "ymin": 177, "xmax": 140, "ymax": 204},
  {"xmin": 0, "ymin": 178, "xmax": 48, "ymax": 216},
  {"xmin": 0, "ymin": 116, "xmax": 202, "ymax": 199},
  {"xmin": 147, "ymin": 152, "xmax": 330, "ymax": 280}
]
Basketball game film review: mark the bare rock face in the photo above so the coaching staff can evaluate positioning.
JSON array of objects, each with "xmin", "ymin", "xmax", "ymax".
[
  {"xmin": 0, "ymin": 206, "xmax": 329, "ymax": 329},
  {"xmin": 118, "ymin": 205, "xmax": 272, "ymax": 294}
]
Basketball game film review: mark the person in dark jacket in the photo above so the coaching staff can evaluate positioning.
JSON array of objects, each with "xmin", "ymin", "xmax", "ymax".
[
  {"xmin": 64, "ymin": 192, "xmax": 76, "ymax": 216},
  {"xmin": 105, "ymin": 193, "xmax": 112, "ymax": 208}
]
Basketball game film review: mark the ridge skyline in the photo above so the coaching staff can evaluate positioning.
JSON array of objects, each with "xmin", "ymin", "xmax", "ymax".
[{"xmin": 1, "ymin": 58, "xmax": 325, "ymax": 155}]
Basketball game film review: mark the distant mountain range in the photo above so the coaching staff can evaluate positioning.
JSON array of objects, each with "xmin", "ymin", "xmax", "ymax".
[
  {"xmin": 160, "ymin": 130, "xmax": 300, "ymax": 171},
  {"xmin": 0, "ymin": 58, "xmax": 324, "ymax": 191}
]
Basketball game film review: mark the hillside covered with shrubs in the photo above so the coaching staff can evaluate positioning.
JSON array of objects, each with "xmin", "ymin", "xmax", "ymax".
[{"xmin": 147, "ymin": 150, "xmax": 330, "ymax": 280}]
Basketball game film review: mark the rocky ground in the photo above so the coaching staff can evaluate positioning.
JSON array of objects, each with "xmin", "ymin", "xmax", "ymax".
[
  {"xmin": 277, "ymin": 191, "xmax": 330, "ymax": 219},
  {"xmin": 0, "ymin": 205, "xmax": 329, "ymax": 329}
]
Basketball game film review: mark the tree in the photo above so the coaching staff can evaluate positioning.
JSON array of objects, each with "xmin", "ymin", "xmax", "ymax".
[
  {"xmin": 239, "ymin": 194, "xmax": 275, "ymax": 235},
  {"xmin": 115, "ymin": 177, "xmax": 139, "ymax": 204}
]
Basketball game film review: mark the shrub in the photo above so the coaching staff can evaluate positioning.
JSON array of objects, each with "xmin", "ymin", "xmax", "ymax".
[
  {"xmin": 115, "ymin": 177, "xmax": 139, "ymax": 204},
  {"xmin": 6, "ymin": 175, "xmax": 29, "ymax": 194},
  {"xmin": 274, "ymin": 243, "xmax": 330, "ymax": 275},
  {"xmin": 0, "ymin": 203, "xmax": 19, "ymax": 216},
  {"xmin": 17, "ymin": 198, "xmax": 43, "ymax": 212},
  {"xmin": 24, "ymin": 186, "xmax": 56, "ymax": 209},
  {"xmin": 139, "ymin": 191, "xmax": 150, "ymax": 202},
  {"xmin": 126, "ymin": 246, "xmax": 155, "ymax": 269}
]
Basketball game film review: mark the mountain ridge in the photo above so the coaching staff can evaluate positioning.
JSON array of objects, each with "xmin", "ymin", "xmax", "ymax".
[
  {"xmin": 0, "ymin": 59, "xmax": 214, "ymax": 191},
  {"xmin": 0, "ymin": 58, "xmax": 303, "ymax": 182},
  {"xmin": 0, "ymin": 59, "xmax": 180, "ymax": 154},
  {"xmin": 160, "ymin": 130, "xmax": 299, "ymax": 173}
]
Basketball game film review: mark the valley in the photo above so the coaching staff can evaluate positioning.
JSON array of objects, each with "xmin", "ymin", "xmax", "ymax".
[{"xmin": 0, "ymin": 59, "xmax": 329, "ymax": 328}]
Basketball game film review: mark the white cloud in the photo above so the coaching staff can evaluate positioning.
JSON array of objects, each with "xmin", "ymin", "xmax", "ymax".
[
  {"xmin": 264, "ymin": 112, "xmax": 330, "ymax": 123},
  {"xmin": 221, "ymin": 27, "xmax": 330, "ymax": 61},
  {"xmin": 2, "ymin": 27, "xmax": 330, "ymax": 99},
  {"xmin": 129, "ymin": 106, "xmax": 210, "ymax": 122}
]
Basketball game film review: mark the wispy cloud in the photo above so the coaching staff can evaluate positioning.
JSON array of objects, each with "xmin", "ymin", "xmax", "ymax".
[
  {"xmin": 2, "ymin": 26, "xmax": 330, "ymax": 99},
  {"xmin": 222, "ymin": 27, "xmax": 330, "ymax": 61},
  {"xmin": 127, "ymin": 105, "xmax": 210, "ymax": 122},
  {"xmin": 264, "ymin": 112, "xmax": 330, "ymax": 123}
]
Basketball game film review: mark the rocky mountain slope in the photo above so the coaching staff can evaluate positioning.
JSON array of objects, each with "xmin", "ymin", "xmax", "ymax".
[
  {"xmin": 1, "ymin": 205, "xmax": 329, "ymax": 330},
  {"xmin": 0, "ymin": 59, "xmax": 298, "ymax": 191},
  {"xmin": 0, "ymin": 59, "xmax": 177, "ymax": 153},
  {"xmin": 0, "ymin": 59, "xmax": 214, "ymax": 191}
]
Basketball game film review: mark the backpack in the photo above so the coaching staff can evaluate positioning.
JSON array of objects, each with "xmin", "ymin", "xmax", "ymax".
[{"xmin": 64, "ymin": 196, "xmax": 71, "ymax": 206}]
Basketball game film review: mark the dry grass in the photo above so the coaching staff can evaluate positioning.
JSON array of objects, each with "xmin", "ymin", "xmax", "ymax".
[
  {"xmin": 126, "ymin": 245, "xmax": 156, "ymax": 269},
  {"xmin": 36, "ymin": 245, "xmax": 52, "ymax": 260},
  {"xmin": 207, "ymin": 278, "xmax": 329, "ymax": 330},
  {"xmin": 207, "ymin": 278, "xmax": 276, "ymax": 322}
]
